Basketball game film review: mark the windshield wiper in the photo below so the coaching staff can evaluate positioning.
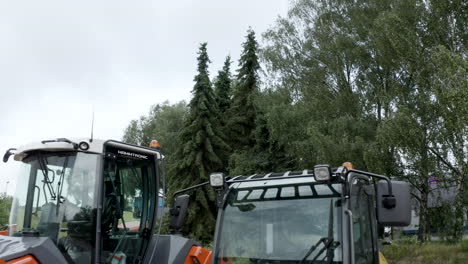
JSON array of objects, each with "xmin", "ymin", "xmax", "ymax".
[
  {"xmin": 299, "ymin": 200, "xmax": 339, "ymax": 264},
  {"xmin": 38, "ymin": 155, "xmax": 56, "ymax": 201},
  {"xmin": 299, "ymin": 237, "xmax": 334, "ymax": 263},
  {"xmin": 42, "ymin": 138, "xmax": 79, "ymax": 149},
  {"xmin": 55, "ymin": 156, "xmax": 69, "ymax": 215}
]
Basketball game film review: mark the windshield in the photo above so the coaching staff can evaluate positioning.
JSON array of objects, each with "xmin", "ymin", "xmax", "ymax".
[
  {"xmin": 9, "ymin": 152, "xmax": 99, "ymax": 263},
  {"xmin": 214, "ymin": 184, "xmax": 343, "ymax": 264}
]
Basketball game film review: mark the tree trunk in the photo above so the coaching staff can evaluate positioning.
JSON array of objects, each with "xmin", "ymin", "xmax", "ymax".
[
  {"xmin": 417, "ymin": 132, "xmax": 431, "ymax": 242},
  {"xmin": 417, "ymin": 190, "xmax": 429, "ymax": 242}
]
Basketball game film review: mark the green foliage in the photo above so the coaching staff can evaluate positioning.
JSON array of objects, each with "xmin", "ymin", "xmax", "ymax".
[
  {"xmin": 123, "ymin": 101, "xmax": 187, "ymax": 155},
  {"xmin": 427, "ymin": 199, "xmax": 466, "ymax": 243},
  {"xmin": 226, "ymin": 29, "xmax": 261, "ymax": 150},
  {"xmin": 0, "ymin": 193, "xmax": 13, "ymax": 226},
  {"xmin": 367, "ymin": 0, "xmax": 466, "ymax": 241},
  {"xmin": 262, "ymin": 0, "xmax": 377, "ymax": 170},
  {"xmin": 462, "ymin": 239, "xmax": 468, "ymax": 252},
  {"xmin": 228, "ymin": 105, "xmax": 296, "ymax": 175},
  {"xmin": 262, "ymin": 0, "xmax": 466, "ymax": 242},
  {"xmin": 214, "ymin": 56, "xmax": 232, "ymax": 114},
  {"xmin": 122, "ymin": 100, "xmax": 188, "ymax": 178},
  {"xmin": 121, "ymin": 0, "xmax": 466, "ymax": 245},
  {"xmin": 382, "ymin": 240, "xmax": 468, "ymax": 264},
  {"xmin": 122, "ymin": 119, "xmax": 142, "ymax": 146},
  {"xmin": 170, "ymin": 43, "xmax": 230, "ymax": 243}
]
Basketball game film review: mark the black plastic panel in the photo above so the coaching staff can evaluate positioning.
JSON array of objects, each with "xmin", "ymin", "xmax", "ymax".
[{"xmin": 0, "ymin": 236, "xmax": 67, "ymax": 263}]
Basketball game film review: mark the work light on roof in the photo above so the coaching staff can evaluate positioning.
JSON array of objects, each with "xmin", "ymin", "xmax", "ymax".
[
  {"xmin": 314, "ymin": 164, "xmax": 332, "ymax": 181},
  {"xmin": 78, "ymin": 141, "xmax": 90, "ymax": 151},
  {"xmin": 210, "ymin": 172, "xmax": 225, "ymax": 188}
]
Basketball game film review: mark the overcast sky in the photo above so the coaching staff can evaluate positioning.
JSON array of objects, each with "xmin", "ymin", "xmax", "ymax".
[{"xmin": 0, "ymin": 1, "xmax": 289, "ymax": 194}]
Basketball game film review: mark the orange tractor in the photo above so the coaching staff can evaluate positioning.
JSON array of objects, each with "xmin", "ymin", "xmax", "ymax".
[{"xmin": 0, "ymin": 138, "xmax": 210, "ymax": 264}]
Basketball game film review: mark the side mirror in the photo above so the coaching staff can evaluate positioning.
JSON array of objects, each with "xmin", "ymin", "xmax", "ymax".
[
  {"xmin": 376, "ymin": 180, "xmax": 411, "ymax": 226},
  {"xmin": 169, "ymin": 194, "xmax": 190, "ymax": 234}
]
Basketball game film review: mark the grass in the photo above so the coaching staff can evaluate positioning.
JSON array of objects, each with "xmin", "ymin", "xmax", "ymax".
[{"xmin": 382, "ymin": 239, "xmax": 468, "ymax": 264}]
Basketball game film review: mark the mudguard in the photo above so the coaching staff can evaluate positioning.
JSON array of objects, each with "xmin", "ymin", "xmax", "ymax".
[
  {"xmin": 0, "ymin": 255, "xmax": 39, "ymax": 264},
  {"xmin": 143, "ymin": 235, "xmax": 211, "ymax": 264},
  {"xmin": 184, "ymin": 245, "xmax": 211, "ymax": 264},
  {"xmin": 0, "ymin": 236, "xmax": 67, "ymax": 263}
]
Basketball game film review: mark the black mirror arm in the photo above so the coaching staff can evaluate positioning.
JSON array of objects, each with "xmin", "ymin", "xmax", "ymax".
[
  {"xmin": 3, "ymin": 148, "xmax": 16, "ymax": 163},
  {"xmin": 346, "ymin": 169, "xmax": 396, "ymax": 209},
  {"xmin": 171, "ymin": 181, "xmax": 209, "ymax": 205},
  {"xmin": 168, "ymin": 182, "xmax": 210, "ymax": 234},
  {"xmin": 215, "ymin": 186, "xmax": 228, "ymax": 208}
]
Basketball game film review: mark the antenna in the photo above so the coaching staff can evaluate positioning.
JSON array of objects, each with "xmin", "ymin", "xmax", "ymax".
[{"xmin": 90, "ymin": 111, "xmax": 94, "ymax": 142}]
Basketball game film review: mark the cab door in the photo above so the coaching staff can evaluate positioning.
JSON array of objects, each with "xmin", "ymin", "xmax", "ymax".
[
  {"xmin": 98, "ymin": 141, "xmax": 160, "ymax": 263},
  {"xmin": 350, "ymin": 179, "xmax": 378, "ymax": 264}
]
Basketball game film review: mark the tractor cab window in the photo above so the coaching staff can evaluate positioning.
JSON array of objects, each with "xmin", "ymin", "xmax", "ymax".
[
  {"xmin": 350, "ymin": 179, "xmax": 377, "ymax": 264},
  {"xmin": 215, "ymin": 183, "xmax": 343, "ymax": 264},
  {"xmin": 99, "ymin": 151, "xmax": 157, "ymax": 263},
  {"xmin": 9, "ymin": 152, "xmax": 100, "ymax": 264}
]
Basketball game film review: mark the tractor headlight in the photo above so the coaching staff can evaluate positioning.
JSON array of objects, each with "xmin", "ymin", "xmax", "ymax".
[
  {"xmin": 314, "ymin": 165, "xmax": 332, "ymax": 181},
  {"xmin": 210, "ymin": 172, "xmax": 225, "ymax": 188}
]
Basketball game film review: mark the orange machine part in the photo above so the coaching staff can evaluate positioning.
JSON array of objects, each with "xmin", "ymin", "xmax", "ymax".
[
  {"xmin": 0, "ymin": 255, "xmax": 39, "ymax": 264},
  {"xmin": 184, "ymin": 246, "xmax": 212, "ymax": 264},
  {"xmin": 0, "ymin": 225, "xmax": 17, "ymax": 236},
  {"xmin": 221, "ymin": 257, "xmax": 233, "ymax": 264}
]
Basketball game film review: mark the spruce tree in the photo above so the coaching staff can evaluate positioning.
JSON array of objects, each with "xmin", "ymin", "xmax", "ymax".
[
  {"xmin": 214, "ymin": 56, "xmax": 232, "ymax": 114},
  {"xmin": 227, "ymin": 29, "xmax": 260, "ymax": 150},
  {"xmin": 170, "ymin": 43, "xmax": 230, "ymax": 243},
  {"xmin": 229, "ymin": 111, "xmax": 296, "ymax": 175}
]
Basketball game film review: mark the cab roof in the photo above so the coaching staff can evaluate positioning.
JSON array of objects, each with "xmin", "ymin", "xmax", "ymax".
[
  {"xmin": 229, "ymin": 170, "xmax": 319, "ymax": 189},
  {"xmin": 11, "ymin": 137, "xmax": 162, "ymax": 161},
  {"xmin": 13, "ymin": 138, "xmax": 103, "ymax": 160}
]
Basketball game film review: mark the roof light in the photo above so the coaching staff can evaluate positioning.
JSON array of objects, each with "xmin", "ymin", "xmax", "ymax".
[
  {"xmin": 314, "ymin": 165, "xmax": 332, "ymax": 181},
  {"xmin": 149, "ymin": 140, "xmax": 161, "ymax": 149},
  {"xmin": 342, "ymin": 162, "xmax": 354, "ymax": 170},
  {"xmin": 78, "ymin": 141, "xmax": 90, "ymax": 151},
  {"xmin": 209, "ymin": 172, "xmax": 225, "ymax": 188}
]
